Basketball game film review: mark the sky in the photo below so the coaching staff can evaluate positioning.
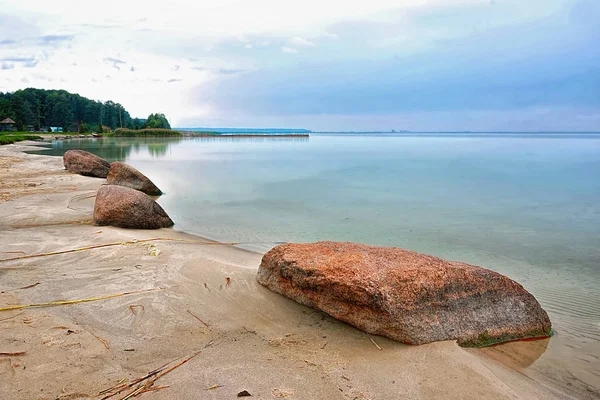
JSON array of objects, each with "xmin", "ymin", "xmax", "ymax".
[{"xmin": 0, "ymin": 0, "xmax": 598, "ymax": 131}]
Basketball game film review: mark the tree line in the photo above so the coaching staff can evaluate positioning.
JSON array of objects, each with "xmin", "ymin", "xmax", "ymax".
[{"xmin": 0, "ymin": 88, "xmax": 170, "ymax": 132}]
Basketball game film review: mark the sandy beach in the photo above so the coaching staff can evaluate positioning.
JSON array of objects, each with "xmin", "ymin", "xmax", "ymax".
[{"xmin": 0, "ymin": 142, "xmax": 597, "ymax": 400}]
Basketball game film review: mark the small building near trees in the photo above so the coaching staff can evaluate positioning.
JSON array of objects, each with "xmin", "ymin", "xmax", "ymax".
[{"xmin": 0, "ymin": 118, "xmax": 16, "ymax": 132}]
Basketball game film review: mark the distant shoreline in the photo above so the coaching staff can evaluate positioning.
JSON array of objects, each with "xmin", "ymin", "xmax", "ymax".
[
  {"xmin": 180, "ymin": 131, "xmax": 309, "ymax": 138},
  {"xmin": 177, "ymin": 128, "xmax": 311, "ymax": 134}
]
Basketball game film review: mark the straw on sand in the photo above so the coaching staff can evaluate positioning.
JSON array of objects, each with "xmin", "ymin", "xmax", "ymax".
[
  {"xmin": 0, "ymin": 288, "xmax": 161, "ymax": 312},
  {"xmin": 99, "ymin": 350, "xmax": 202, "ymax": 399},
  {"xmin": 0, "ymin": 237, "xmax": 240, "ymax": 263}
]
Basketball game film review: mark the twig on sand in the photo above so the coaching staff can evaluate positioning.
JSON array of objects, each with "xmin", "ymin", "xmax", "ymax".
[
  {"xmin": 92, "ymin": 334, "xmax": 110, "ymax": 349},
  {"xmin": 204, "ymin": 384, "xmax": 224, "ymax": 390},
  {"xmin": 138, "ymin": 385, "xmax": 169, "ymax": 395},
  {"xmin": 370, "ymin": 338, "xmax": 382, "ymax": 350},
  {"xmin": 98, "ymin": 361, "xmax": 175, "ymax": 397},
  {"xmin": 98, "ymin": 350, "xmax": 201, "ymax": 399},
  {"xmin": 187, "ymin": 310, "xmax": 209, "ymax": 327},
  {"xmin": 1, "ymin": 282, "xmax": 40, "ymax": 293},
  {"xmin": 0, "ymin": 351, "xmax": 26, "ymax": 356},
  {"xmin": 0, "ymin": 288, "xmax": 162, "ymax": 312},
  {"xmin": 0, "ymin": 237, "xmax": 240, "ymax": 263},
  {"xmin": 17, "ymin": 282, "xmax": 40, "ymax": 290}
]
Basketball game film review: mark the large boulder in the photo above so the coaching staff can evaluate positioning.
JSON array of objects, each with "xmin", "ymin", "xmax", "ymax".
[
  {"xmin": 93, "ymin": 185, "xmax": 174, "ymax": 229},
  {"xmin": 107, "ymin": 162, "xmax": 162, "ymax": 195},
  {"xmin": 257, "ymin": 242, "xmax": 552, "ymax": 347},
  {"xmin": 63, "ymin": 149, "xmax": 110, "ymax": 178}
]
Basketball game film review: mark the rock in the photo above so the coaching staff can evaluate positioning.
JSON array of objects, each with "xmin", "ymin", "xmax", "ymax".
[
  {"xmin": 257, "ymin": 241, "xmax": 552, "ymax": 347},
  {"xmin": 237, "ymin": 390, "xmax": 252, "ymax": 397},
  {"xmin": 107, "ymin": 162, "xmax": 162, "ymax": 195},
  {"xmin": 63, "ymin": 149, "xmax": 110, "ymax": 178},
  {"xmin": 93, "ymin": 185, "xmax": 174, "ymax": 229}
]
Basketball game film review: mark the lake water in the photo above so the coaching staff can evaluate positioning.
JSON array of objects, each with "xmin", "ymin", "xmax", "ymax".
[{"xmin": 30, "ymin": 133, "xmax": 600, "ymax": 389}]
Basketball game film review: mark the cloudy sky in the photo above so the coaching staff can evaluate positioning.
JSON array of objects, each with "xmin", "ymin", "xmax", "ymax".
[{"xmin": 0, "ymin": 0, "xmax": 598, "ymax": 131}]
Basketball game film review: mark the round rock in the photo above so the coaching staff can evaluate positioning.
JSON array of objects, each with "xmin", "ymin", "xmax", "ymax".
[
  {"xmin": 63, "ymin": 149, "xmax": 110, "ymax": 178},
  {"xmin": 107, "ymin": 162, "xmax": 162, "ymax": 195},
  {"xmin": 93, "ymin": 185, "xmax": 174, "ymax": 229}
]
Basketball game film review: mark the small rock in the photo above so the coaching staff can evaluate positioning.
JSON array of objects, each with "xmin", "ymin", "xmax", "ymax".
[
  {"xmin": 107, "ymin": 161, "xmax": 162, "ymax": 195},
  {"xmin": 63, "ymin": 149, "xmax": 110, "ymax": 178},
  {"xmin": 93, "ymin": 185, "xmax": 174, "ymax": 229},
  {"xmin": 237, "ymin": 390, "xmax": 252, "ymax": 397}
]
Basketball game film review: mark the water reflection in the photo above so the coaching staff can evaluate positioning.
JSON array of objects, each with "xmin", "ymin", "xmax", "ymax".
[
  {"xmin": 87, "ymin": 137, "xmax": 182, "ymax": 160},
  {"xmin": 191, "ymin": 136, "xmax": 309, "ymax": 143},
  {"xmin": 476, "ymin": 338, "xmax": 550, "ymax": 369},
  {"xmin": 25, "ymin": 137, "xmax": 181, "ymax": 161},
  {"xmin": 147, "ymin": 142, "xmax": 170, "ymax": 158},
  {"xmin": 27, "ymin": 136, "xmax": 309, "ymax": 162}
]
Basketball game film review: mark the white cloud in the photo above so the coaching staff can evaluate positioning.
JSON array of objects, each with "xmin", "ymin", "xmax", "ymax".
[
  {"xmin": 281, "ymin": 46, "xmax": 298, "ymax": 54},
  {"xmin": 0, "ymin": 45, "xmax": 213, "ymax": 123},
  {"xmin": 289, "ymin": 37, "xmax": 316, "ymax": 47}
]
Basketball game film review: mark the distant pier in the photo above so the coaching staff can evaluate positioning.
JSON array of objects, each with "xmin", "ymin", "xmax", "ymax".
[{"xmin": 180, "ymin": 131, "xmax": 309, "ymax": 138}]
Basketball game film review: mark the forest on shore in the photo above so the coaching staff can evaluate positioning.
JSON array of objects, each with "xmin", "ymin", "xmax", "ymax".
[{"xmin": 0, "ymin": 88, "xmax": 170, "ymax": 132}]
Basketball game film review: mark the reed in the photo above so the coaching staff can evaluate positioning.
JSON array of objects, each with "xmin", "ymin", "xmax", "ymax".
[{"xmin": 111, "ymin": 128, "xmax": 181, "ymax": 137}]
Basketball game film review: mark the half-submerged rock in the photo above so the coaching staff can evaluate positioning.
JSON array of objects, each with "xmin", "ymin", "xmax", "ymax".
[
  {"xmin": 63, "ymin": 149, "xmax": 110, "ymax": 178},
  {"xmin": 93, "ymin": 185, "xmax": 174, "ymax": 229},
  {"xmin": 107, "ymin": 161, "xmax": 162, "ymax": 195},
  {"xmin": 257, "ymin": 241, "xmax": 552, "ymax": 347}
]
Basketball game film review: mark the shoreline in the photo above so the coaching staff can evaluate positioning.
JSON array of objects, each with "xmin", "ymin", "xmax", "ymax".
[{"xmin": 0, "ymin": 142, "xmax": 596, "ymax": 399}]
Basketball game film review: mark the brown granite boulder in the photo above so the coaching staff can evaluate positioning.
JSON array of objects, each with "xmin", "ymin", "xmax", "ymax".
[
  {"xmin": 257, "ymin": 242, "xmax": 552, "ymax": 347},
  {"xmin": 107, "ymin": 162, "xmax": 162, "ymax": 195},
  {"xmin": 63, "ymin": 149, "xmax": 110, "ymax": 178},
  {"xmin": 93, "ymin": 185, "xmax": 173, "ymax": 229}
]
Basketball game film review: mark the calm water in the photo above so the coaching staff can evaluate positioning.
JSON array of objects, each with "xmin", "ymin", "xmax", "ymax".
[{"xmin": 31, "ymin": 133, "xmax": 600, "ymax": 349}]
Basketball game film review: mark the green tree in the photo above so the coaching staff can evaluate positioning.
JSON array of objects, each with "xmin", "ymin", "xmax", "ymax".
[
  {"xmin": 79, "ymin": 122, "xmax": 88, "ymax": 133},
  {"xmin": 0, "ymin": 96, "xmax": 15, "ymax": 120},
  {"xmin": 144, "ymin": 113, "xmax": 171, "ymax": 129},
  {"xmin": 0, "ymin": 88, "xmax": 140, "ymax": 133},
  {"xmin": 97, "ymin": 123, "xmax": 103, "ymax": 133}
]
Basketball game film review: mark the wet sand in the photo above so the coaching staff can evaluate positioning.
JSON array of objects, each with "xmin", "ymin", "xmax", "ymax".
[{"xmin": 0, "ymin": 142, "xmax": 597, "ymax": 399}]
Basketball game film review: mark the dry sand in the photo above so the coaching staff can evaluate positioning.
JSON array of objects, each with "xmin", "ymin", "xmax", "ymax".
[{"xmin": 0, "ymin": 142, "xmax": 596, "ymax": 399}]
